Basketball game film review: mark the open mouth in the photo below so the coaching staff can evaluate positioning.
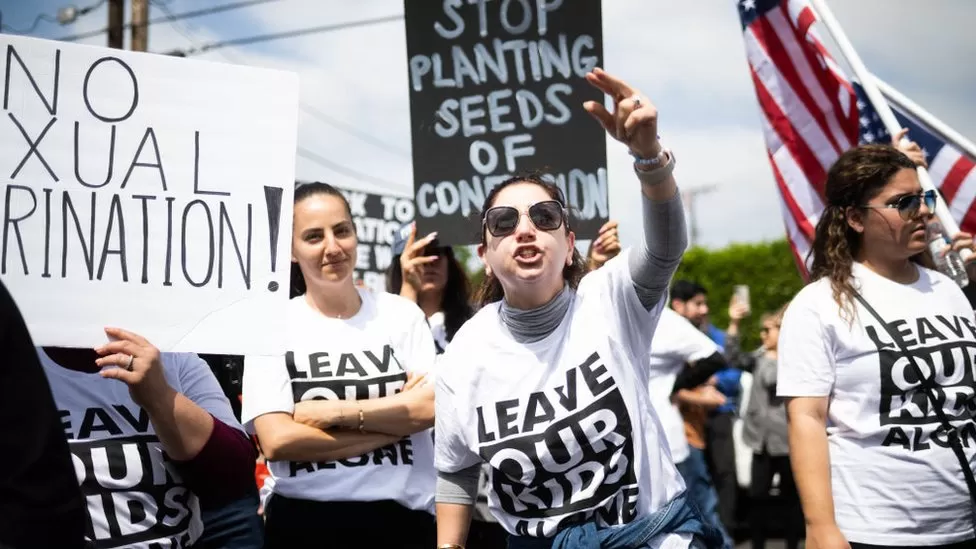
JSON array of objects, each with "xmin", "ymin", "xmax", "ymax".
[{"xmin": 514, "ymin": 246, "xmax": 542, "ymax": 263}]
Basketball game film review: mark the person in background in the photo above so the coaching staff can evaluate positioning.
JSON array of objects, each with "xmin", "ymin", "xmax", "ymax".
[
  {"xmin": 40, "ymin": 333, "xmax": 259, "ymax": 549},
  {"xmin": 740, "ymin": 304, "xmax": 802, "ymax": 549},
  {"xmin": 669, "ymin": 280, "xmax": 740, "ymax": 536},
  {"xmin": 387, "ymin": 225, "xmax": 510, "ymax": 549},
  {"xmin": 387, "ymin": 223, "xmax": 475, "ymax": 354},
  {"xmin": 243, "ymin": 182, "xmax": 438, "ymax": 548},
  {"xmin": 0, "ymin": 281, "xmax": 87, "ymax": 549},
  {"xmin": 779, "ymin": 144, "xmax": 976, "ymax": 549}
]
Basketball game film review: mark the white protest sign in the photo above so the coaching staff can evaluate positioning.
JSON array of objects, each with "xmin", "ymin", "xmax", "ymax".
[{"xmin": 0, "ymin": 35, "xmax": 298, "ymax": 355}]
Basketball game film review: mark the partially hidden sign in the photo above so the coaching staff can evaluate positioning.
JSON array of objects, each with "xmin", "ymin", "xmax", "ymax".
[
  {"xmin": 0, "ymin": 35, "xmax": 299, "ymax": 355},
  {"xmin": 404, "ymin": 0, "xmax": 607, "ymax": 246},
  {"xmin": 330, "ymin": 184, "xmax": 415, "ymax": 293}
]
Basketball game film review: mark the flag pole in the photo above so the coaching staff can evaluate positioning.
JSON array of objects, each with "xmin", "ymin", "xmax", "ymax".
[
  {"xmin": 808, "ymin": 0, "xmax": 967, "ymax": 249},
  {"xmin": 873, "ymin": 75, "xmax": 976, "ymax": 161}
]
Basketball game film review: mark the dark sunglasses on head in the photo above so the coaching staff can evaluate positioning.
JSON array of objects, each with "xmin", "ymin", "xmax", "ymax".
[
  {"xmin": 862, "ymin": 189, "xmax": 937, "ymax": 220},
  {"xmin": 483, "ymin": 200, "xmax": 567, "ymax": 238}
]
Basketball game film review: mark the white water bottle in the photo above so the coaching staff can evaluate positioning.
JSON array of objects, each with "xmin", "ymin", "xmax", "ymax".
[{"xmin": 927, "ymin": 219, "xmax": 970, "ymax": 288}]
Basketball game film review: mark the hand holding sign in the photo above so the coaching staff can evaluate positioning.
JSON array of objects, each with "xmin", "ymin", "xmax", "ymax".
[
  {"xmin": 583, "ymin": 68, "xmax": 662, "ymax": 160},
  {"xmin": 94, "ymin": 327, "xmax": 173, "ymax": 409}
]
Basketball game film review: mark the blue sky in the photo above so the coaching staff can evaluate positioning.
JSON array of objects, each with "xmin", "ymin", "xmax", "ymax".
[{"xmin": 3, "ymin": 0, "xmax": 974, "ymax": 251}]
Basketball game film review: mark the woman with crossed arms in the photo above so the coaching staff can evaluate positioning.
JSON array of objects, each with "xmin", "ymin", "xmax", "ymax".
[
  {"xmin": 434, "ymin": 68, "xmax": 722, "ymax": 549},
  {"xmin": 242, "ymin": 182, "xmax": 438, "ymax": 548}
]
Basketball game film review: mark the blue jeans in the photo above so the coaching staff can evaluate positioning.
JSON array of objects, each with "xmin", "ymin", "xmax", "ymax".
[
  {"xmin": 197, "ymin": 492, "xmax": 264, "ymax": 549},
  {"xmin": 676, "ymin": 448, "xmax": 732, "ymax": 549},
  {"xmin": 506, "ymin": 491, "xmax": 723, "ymax": 549}
]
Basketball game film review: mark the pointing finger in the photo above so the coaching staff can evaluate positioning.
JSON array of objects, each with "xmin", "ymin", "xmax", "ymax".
[{"xmin": 586, "ymin": 67, "xmax": 635, "ymax": 101}]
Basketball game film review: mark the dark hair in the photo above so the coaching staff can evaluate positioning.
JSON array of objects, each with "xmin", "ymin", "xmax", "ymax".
[
  {"xmin": 475, "ymin": 173, "xmax": 587, "ymax": 306},
  {"xmin": 289, "ymin": 181, "xmax": 354, "ymax": 298},
  {"xmin": 386, "ymin": 247, "xmax": 475, "ymax": 342},
  {"xmin": 669, "ymin": 279, "xmax": 707, "ymax": 303},
  {"xmin": 808, "ymin": 144, "xmax": 921, "ymax": 320}
]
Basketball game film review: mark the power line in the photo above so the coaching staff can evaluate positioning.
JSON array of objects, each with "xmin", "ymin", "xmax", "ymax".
[
  {"xmin": 1, "ymin": 12, "xmax": 57, "ymax": 34},
  {"xmin": 166, "ymin": 14, "xmax": 403, "ymax": 56},
  {"xmin": 56, "ymin": 0, "xmax": 278, "ymax": 42},
  {"xmin": 1, "ymin": 0, "xmax": 107, "ymax": 34},
  {"xmin": 151, "ymin": 6, "xmax": 409, "ymax": 159},
  {"xmin": 297, "ymin": 147, "xmax": 402, "ymax": 191},
  {"xmin": 300, "ymin": 104, "xmax": 409, "ymax": 158}
]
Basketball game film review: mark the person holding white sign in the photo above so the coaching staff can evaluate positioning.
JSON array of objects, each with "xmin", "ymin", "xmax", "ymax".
[
  {"xmin": 242, "ymin": 182, "xmax": 438, "ymax": 548},
  {"xmin": 38, "ymin": 333, "xmax": 258, "ymax": 549},
  {"xmin": 433, "ymin": 68, "xmax": 723, "ymax": 549}
]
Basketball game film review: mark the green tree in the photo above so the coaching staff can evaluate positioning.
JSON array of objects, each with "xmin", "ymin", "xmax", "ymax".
[
  {"xmin": 673, "ymin": 239, "xmax": 805, "ymax": 350},
  {"xmin": 450, "ymin": 238, "xmax": 806, "ymax": 350}
]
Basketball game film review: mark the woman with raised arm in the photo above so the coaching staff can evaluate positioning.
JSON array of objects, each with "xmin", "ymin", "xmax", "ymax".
[
  {"xmin": 433, "ymin": 68, "xmax": 722, "ymax": 549},
  {"xmin": 778, "ymin": 144, "xmax": 976, "ymax": 549},
  {"xmin": 242, "ymin": 182, "xmax": 438, "ymax": 548}
]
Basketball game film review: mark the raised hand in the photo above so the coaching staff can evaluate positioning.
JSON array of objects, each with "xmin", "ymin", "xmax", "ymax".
[
  {"xmin": 587, "ymin": 220, "xmax": 622, "ymax": 270},
  {"xmin": 582, "ymin": 68, "xmax": 661, "ymax": 160},
  {"xmin": 892, "ymin": 128, "xmax": 928, "ymax": 168},
  {"xmin": 399, "ymin": 223, "xmax": 440, "ymax": 296}
]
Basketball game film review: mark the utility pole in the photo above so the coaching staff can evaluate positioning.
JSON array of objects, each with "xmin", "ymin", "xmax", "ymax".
[
  {"xmin": 108, "ymin": 0, "xmax": 124, "ymax": 49},
  {"xmin": 131, "ymin": 0, "xmax": 148, "ymax": 52},
  {"xmin": 682, "ymin": 184, "xmax": 718, "ymax": 248}
]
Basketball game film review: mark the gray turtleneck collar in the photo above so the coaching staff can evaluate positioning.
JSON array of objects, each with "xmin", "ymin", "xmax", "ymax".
[{"xmin": 498, "ymin": 284, "xmax": 573, "ymax": 344}]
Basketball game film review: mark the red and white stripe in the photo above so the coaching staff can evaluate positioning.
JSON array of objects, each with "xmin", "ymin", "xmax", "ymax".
[{"xmin": 743, "ymin": 0, "xmax": 857, "ymax": 278}]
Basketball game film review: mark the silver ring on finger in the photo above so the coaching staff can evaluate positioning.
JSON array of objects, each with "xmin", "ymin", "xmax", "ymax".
[
  {"xmin": 631, "ymin": 95, "xmax": 642, "ymax": 109},
  {"xmin": 125, "ymin": 354, "xmax": 134, "ymax": 371}
]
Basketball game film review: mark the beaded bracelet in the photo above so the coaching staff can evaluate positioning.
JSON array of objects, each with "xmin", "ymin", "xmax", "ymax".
[
  {"xmin": 634, "ymin": 149, "xmax": 676, "ymax": 186},
  {"xmin": 358, "ymin": 408, "xmax": 365, "ymax": 433}
]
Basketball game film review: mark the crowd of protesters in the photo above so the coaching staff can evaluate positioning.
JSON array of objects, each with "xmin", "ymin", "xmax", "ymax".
[{"xmin": 4, "ymin": 66, "xmax": 976, "ymax": 549}]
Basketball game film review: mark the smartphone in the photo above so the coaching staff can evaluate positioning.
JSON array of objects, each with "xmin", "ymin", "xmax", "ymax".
[{"xmin": 733, "ymin": 285, "xmax": 751, "ymax": 315}]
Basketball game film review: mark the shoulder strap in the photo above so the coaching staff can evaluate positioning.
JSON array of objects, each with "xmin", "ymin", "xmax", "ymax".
[{"xmin": 853, "ymin": 291, "xmax": 976, "ymax": 520}]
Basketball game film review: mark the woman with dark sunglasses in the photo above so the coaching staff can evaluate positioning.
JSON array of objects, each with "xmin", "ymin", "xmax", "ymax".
[
  {"xmin": 778, "ymin": 144, "xmax": 976, "ymax": 549},
  {"xmin": 433, "ymin": 68, "xmax": 722, "ymax": 549}
]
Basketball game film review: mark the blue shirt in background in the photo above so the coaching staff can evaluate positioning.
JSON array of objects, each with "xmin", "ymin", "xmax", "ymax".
[{"xmin": 704, "ymin": 324, "xmax": 740, "ymax": 414}]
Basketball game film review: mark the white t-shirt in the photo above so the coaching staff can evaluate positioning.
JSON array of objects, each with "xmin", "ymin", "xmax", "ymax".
[
  {"xmin": 39, "ymin": 349, "xmax": 244, "ymax": 549},
  {"xmin": 778, "ymin": 262, "xmax": 976, "ymax": 545},
  {"xmin": 427, "ymin": 311, "xmax": 450, "ymax": 354},
  {"xmin": 242, "ymin": 288, "xmax": 437, "ymax": 513},
  {"xmin": 647, "ymin": 308, "xmax": 722, "ymax": 464},
  {"xmin": 435, "ymin": 252, "xmax": 688, "ymax": 548}
]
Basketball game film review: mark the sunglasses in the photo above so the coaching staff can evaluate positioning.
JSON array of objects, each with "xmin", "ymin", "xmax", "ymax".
[
  {"xmin": 483, "ymin": 200, "xmax": 567, "ymax": 238},
  {"xmin": 862, "ymin": 189, "xmax": 937, "ymax": 220}
]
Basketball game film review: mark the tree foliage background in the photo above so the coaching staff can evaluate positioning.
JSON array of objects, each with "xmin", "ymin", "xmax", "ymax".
[{"xmin": 454, "ymin": 238, "xmax": 807, "ymax": 350}]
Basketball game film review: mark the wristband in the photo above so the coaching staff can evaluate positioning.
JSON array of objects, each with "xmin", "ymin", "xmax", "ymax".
[{"xmin": 634, "ymin": 149, "xmax": 676, "ymax": 186}]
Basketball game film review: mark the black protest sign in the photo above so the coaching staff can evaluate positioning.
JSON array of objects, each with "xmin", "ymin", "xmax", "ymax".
[
  {"xmin": 0, "ymin": 35, "xmax": 298, "ymax": 354},
  {"xmin": 333, "ymin": 185, "xmax": 415, "ymax": 292},
  {"xmin": 404, "ymin": 0, "xmax": 607, "ymax": 246}
]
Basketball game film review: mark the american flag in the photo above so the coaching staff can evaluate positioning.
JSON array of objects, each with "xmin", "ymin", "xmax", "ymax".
[{"xmin": 738, "ymin": 0, "xmax": 976, "ymax": 277}]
